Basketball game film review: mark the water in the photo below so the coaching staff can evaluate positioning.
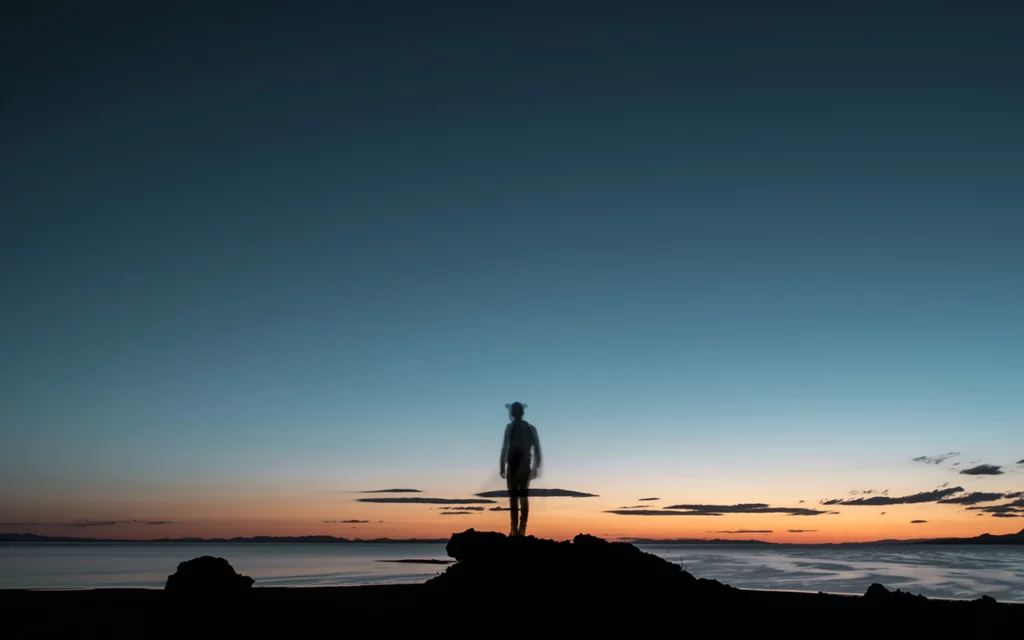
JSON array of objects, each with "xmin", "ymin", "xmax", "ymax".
[{"xmin": 1, "ymin": 543, "xmax": 1022, "ymax": 603}]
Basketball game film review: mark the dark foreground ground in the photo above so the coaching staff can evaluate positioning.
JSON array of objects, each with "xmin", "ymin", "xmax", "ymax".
[{"xmin": 3, "ymin": 530, "xmax": 1022, "ymax": 635}]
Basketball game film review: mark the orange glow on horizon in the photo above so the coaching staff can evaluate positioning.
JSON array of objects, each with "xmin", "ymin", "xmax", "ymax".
[{"xmin": 4, "ymin": 501, "xmax": 1019, "ymax": 544}]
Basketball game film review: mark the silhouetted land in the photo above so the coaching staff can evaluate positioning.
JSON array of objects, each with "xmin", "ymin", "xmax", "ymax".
[
  {"xmin": 1, "ymin": 529, "xmax": 1021, "ymax": 634},
  {"xmin": 0, "ymin": 533, "xmax": 448, "ymax": 544},
  {"xmin": 625, "ymin": 529, "xmax": 1024, "ymax": 546},
  {"xmin": 4, "ymin": 528, "xmax": 1022, "ymax": 545}
]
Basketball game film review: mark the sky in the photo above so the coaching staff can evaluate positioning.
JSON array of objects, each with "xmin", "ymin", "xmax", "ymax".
[{"xmin": 1, "ymin": 1, "xmax": 1023, "ymax": 543}]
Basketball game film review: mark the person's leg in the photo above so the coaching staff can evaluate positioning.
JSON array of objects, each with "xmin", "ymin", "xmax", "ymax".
[
  {"xmin": 518, "ymin": 482, "xmax": 530, "ymax": 536},
  {"xmin": 506, "ymin": 472, "xmax": 519, "ymax": 536}
]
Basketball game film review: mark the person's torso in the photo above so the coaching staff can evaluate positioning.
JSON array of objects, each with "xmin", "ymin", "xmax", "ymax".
[{"xmin": 507, "ymin": 420, "xmax": 534, "ymax": 465}]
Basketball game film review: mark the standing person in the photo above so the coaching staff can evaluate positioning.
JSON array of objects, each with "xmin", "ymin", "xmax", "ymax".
[{"xmin": 500, "ymin": 402, "xmax": 542, "ymax": 536}]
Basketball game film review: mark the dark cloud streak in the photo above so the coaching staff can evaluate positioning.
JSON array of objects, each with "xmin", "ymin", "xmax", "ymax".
[
  {"xmin": 959, "ymin": 465, "xmax": 1003, "ymax": 476},
  {"xmin": 937, "ymin": 492, "xmax": 1007, "ymax": 505},
  {"xmin": 965, "ymin": 504, "xmax": 1024, "ymax": 514},
  {"xmin": 821, "ymin": 487, "xmax": 963, "ymax": 506},
  {"xmin": 604, "ymin": 510, "xmax": 723, "ymax": 517},
  {"xmin": 660, "ymin": 503, "xmax": 838, "ymax": 516},
  {"xmin": 911, "ymin": 452, "xmax": 959, "ymax": 465},
  {"xmin": 357, "ymin": 497, "xmax": 496, "ymax": 504},
  {"xmin": 476, "ymin": 489, "xmax": 597, "ymax": 498}
]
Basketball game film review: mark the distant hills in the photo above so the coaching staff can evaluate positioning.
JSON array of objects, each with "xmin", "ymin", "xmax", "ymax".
[
  {"xmin": 627, "ymin": 528, "xmax": 1024, "ymax": 546},
  {"xmin": 624, "ymin": 537, "xmax": 773, "ymax": 545},
  {"xmin": 2, "ymin": 529, "xmax": 1021, "ymax": 545},
  {"xmin": 0, "ymin": 533, "xmax": 447, "ymax": 544},
  {"xmin": 912, "ymin": 528, "xmax": 1024, "ymax": 545}
]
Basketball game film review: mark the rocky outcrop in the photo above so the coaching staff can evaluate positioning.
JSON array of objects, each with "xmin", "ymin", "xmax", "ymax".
[
  {"xmin": 165, "ymin": 556, "xmax": 255, "ymax": 595},
  {"xmin": 425, "ymin": 529, "xmax": 732, "ymax": 614},
  {"xmin": 863, "ymin": 582, "xmax": 929, "ymax": 607}
]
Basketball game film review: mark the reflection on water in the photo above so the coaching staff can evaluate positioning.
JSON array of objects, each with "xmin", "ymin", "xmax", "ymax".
[
  {"xmin": 0, "ymin": 543, "xmax": 451, "ymax": 590},
  {"xmin": 641, "ymin": 544, "xmax": 1024, "ymax": 603},
  {"xmin": 1, "ymin": 542, "xmax": 1022, "ymax": 602}
]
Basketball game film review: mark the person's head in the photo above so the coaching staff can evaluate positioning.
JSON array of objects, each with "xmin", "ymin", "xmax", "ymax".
[{"xmin": 507, "ymin": 401, "xmax": 525, "ymax": 420}]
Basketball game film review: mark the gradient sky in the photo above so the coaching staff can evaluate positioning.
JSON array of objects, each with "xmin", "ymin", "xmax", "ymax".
[{"xmin": 2, "ymin": 1, "xmax": 1023, "ymax": 543}]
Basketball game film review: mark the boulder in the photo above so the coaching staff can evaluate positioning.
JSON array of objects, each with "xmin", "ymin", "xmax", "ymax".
[
  {"xmin": 862, "ymin": 582, "xmax": 928, "ymax": 607},
  {"xmin": 165, "ymin": 556, "xmax": 255, "ymax": 595},
  {"xmin": 427, "ymin": 529, "xmax": 729, "ymax": 616}
]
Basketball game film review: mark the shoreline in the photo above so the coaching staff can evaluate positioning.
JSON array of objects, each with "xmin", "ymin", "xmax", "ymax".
[{"xmin": 5, "ymin": 584, "xmax": 1022, "ymax": 604}]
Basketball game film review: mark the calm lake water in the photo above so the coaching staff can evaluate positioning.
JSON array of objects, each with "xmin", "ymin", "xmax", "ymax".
[{"xmin": 1, "ymin": 543, "xmax": 1022, "ymax": 603}]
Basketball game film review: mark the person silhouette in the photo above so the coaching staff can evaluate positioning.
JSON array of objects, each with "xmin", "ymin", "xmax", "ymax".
[{"xmin": 499, "ymin": 401, "xmax": 542, "ymax": 536}]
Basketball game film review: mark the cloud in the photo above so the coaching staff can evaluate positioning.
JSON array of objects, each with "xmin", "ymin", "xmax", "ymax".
[
  {"xmin": 848, "ymin": 489, "xmax": 888, "ymax": 496},
  {"xmin": 356, "ymin": 497, "xmax": 496, "ymax": 504},
  {"xmin": 1004, "ymin": 492, "xmax": 1024, "ymax": 499},
  {"xmin": 880, "ymin": 512, "xmax": 886, "ymax": 515},
  {"xmin": 798, "ymin": 500, "xmax": 806, "ymax": 504},
  {"xmin": 787, "ymin": 529, "xmax": 817, "ymax": 533},
  {"xmin": 937, "ymin": 492, "xmax": 1007, "ymax": 505},
  {"xmin": 323, "ymin": 519, "xmax": 369, "ymax": 524},
  {"xmin": 608, "ymin": 503, "xmax": 837, "ymax": 517},
  {"xmin": 965, "ymin": 504, "xmax": 1024, "ymax": 514},
  {"xmin": 604, "ymin": 510, "xmax": 723, "ymax": 516},
  {"xmin": 360, "ymin": 489, "xmax": 422, "ymax": 493},
  {"xmin": 910, "ymin": 520, "xmax": 927, "ymax": 524},
  {"xmin": 69, "ymin": 520, "xmax": 121, "ymax": 527},
  {"xmin": 911, "ymin": 452, "xmax": 959, "ymax": 465},
  {"xmin": 440, "ymin": 512, "xmax": 472, "ymax": 516},
  {"xmin": 713, "ymin": 530, "xmax": 772, "ymax": 534},
  {"xmin": 959, "ymin": 465, "xmax": 1003, "ymax": 476},
  {"xmin": 617, "ymin": 505, "xmax": 647, "ymax": 509},
  {"xmin": 637, "ymin": 497, "xmax": 659, "ymax": 501},
  {"xmin": 438, "ymin": 506, "xmax": 485, "ymax": 511},
  {"xmin": 489, "ymin": 506, "xmax": 510, "ymax": 511},
  {"xmin": 820, "ymin": 487, "xmax": 964, "ymax": 506},
  {"xmin": 1017, "ymin": 459, "xmax": 1024, "ymax": 465},
  {"xmin": 992, "ymin": 513, "xmax": 1022, "ymax": 518},
  {"xmin": 475, "ymin": 489, "xmax": 598, "ymax": 498},
  {"xmin": 144, "ymin": 521, "xmax": 174, "ymax": 525},
  {"xmin": 660, "ymin": 503, "xmax": 838, "ymax": 516}
]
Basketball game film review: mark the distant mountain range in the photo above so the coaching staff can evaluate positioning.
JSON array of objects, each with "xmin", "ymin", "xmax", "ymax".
[
  {"xmin": 0, "ymin": 533, "xmax": 448, "ymax": 544},
  {"xmin": 2, "ymin": 529, "xmax": 1021, "ymax": 545},
  {"xmin": 626, "ymin": 528, "xmax": 1024, "ymax": 546},
  {"xmin": 624, "ymin": 538, "xmax": 774, "ymax": 545}
]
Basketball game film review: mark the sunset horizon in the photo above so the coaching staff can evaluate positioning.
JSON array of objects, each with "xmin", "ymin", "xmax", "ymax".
[
  {"xmin": 5, "ymin": 448, "xmax": 1023, "ymax": 544},
  {"xmin": 3, "ymin": 2, "xmax": 1023, "ymax": 613}
]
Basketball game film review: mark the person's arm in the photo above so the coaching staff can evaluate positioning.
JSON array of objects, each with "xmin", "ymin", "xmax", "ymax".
[
  {"xmin": 531, "ymin": 425, "xmax": 542, "ymax": 477},
  {"xmin": 500, "ymin": 423, "xmax": 511, "ymax": 477}
]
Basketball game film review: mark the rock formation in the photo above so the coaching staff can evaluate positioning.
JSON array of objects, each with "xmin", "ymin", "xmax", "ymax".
[
  {"xmin": 165, "ymin": 556, "xmax": 255, "ymax": 595},
  {"xmin": 425, "ymin": 529, "xmax": 733, "ymax": 615}
]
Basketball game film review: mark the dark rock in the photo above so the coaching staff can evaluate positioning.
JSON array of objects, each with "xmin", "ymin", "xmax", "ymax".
[
  {"xmin": 862, "ymin": 582, "xmax": 928, "ymax": 607},
  {"xmin": 972, "ymin": 594, "xmax": 998, "ymax": 606},
  {"xmin": 427, "ymin": 529, "xmax": 729, "ymax": 616},
  {"xmin": 864, "ymin": 583, "xmax": 890, "ymax": 599},
  {"xmin": 165, "ymin": 556, "xmax": 255, "ymax": 595}
]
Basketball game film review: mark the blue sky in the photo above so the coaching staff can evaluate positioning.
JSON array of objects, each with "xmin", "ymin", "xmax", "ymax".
[{"xmin": 1, "ymin": 1, "xmax": 1022, "ymax": 540}]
